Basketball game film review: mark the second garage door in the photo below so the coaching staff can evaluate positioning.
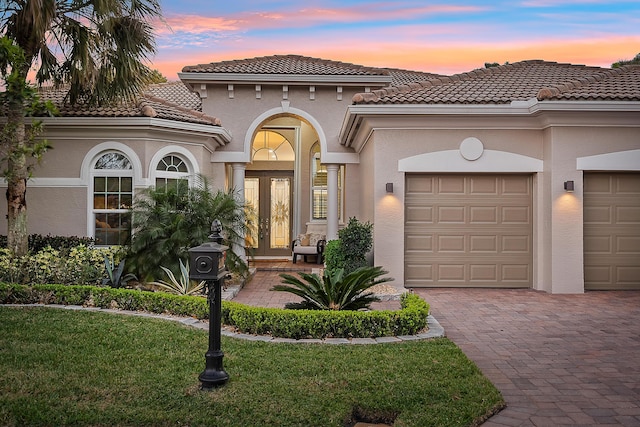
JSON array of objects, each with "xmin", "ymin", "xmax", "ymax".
[
  {"xmin": 405, "ymin": 174, "xmax": 533, "ymax": 288},
  {"xmin": 584, "ymin": 173, "xmax": 640, "ymax": 290}
]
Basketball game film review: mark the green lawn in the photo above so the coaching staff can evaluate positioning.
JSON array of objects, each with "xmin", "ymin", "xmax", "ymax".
[{"xmin": 0, "ymin": 306, "xmax": 503, "ymax": 426}]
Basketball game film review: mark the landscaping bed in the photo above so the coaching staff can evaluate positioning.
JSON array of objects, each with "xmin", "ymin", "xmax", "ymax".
[{"xmin": 0, "ymin": 283, "xmax": 429, "ymax": 339}]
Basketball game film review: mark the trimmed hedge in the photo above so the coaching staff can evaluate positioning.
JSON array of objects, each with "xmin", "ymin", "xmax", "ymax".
[{"xmin": 0, "ymin": 283, "xmax": 429, "ymax": 339}]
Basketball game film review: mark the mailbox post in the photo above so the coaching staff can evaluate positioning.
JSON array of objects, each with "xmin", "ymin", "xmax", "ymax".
[{"xmin": 188, "ymin": 220, "xmax": 229, "ymax": 388}]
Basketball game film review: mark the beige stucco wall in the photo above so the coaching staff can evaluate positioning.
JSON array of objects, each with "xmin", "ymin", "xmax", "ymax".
[
  {"xmin": 542, "ymin": 125, "xmax": 640, "ymax": 293},
  {"xmin": 27, "ymin": 187, "xmax": 88, "ymax": 236},
  {"xmin": 358, "ymin": 113, "xmax": 640, "ymax": 294},
  {"xmin": 201, "ymin": 82, "xmax": 368, "ymax": 237},
  {"xmin": 0, "ymin": 121, "xmax": 224, "ymax": 240},
  {"xmin": 201, "ymin": 83, "xmax": 363, "ymax": 158},
  {"xmin": 362, "ymin": 126, "xmax": 545, "ymax": 292}
]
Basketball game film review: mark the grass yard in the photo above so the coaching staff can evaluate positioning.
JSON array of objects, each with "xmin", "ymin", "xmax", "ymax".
[{"xmin": 0, "ymin": 306, "xmax": 503, "ymax": 426}]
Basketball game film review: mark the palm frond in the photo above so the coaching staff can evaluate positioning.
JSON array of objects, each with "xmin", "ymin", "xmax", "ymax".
[{"xmin": 2, "ymin": 0, "xmax": 164, "ymax": 105}]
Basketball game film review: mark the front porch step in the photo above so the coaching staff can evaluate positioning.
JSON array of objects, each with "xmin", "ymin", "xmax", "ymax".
[{"xmin": 249, "ymin": 259, "xmax": 316, "ymax": 273}]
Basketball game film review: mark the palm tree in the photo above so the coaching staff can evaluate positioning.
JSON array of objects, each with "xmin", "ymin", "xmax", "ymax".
[
  {"xmin": 127, "ymin": 175, "xmax": 253, "ymax": 282},
  {"xmin": 0, "ymin": 0, "xmax": 162, "ymax": 256}
]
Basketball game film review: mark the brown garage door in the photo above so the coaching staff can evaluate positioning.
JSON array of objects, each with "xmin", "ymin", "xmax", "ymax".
[
  {"xmin": 405, "ymin": 174, "xmax": 532, "ymax": 288},
  {"xmin": 584, "ymin": 173, "xmax": 640, "ymax": 290}
]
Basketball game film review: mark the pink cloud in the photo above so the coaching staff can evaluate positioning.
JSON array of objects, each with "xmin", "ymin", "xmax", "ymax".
[
  {"xmin": 292, "ymin": 3, "xmax": 486, "ymax": 25},
  {"xmin": 158, "ymin": 2, "xmax": 487, "ymax": 36},
  {"xmin": 520, "ymin": 0, "xmax": 624, "ymax": 6},
  {"xmin": 155, "ymin": 15, "xmax": 243, "ymax": 35},
  {"xmin": 153, "ymin": 34, "xmax": 640, "ymax": 80}
]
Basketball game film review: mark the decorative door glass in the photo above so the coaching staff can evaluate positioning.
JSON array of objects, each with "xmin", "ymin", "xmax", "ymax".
[
  {"xmin": 270, "ymin": 177, "xmax": 291, "ymax": 249},
  {"xmin": 244, "ymin": 177, "xmax": 260, "ymax": 249},
  {"xmin": 244, "ymin": 173, "xmax": 292, "ymax": 256}
]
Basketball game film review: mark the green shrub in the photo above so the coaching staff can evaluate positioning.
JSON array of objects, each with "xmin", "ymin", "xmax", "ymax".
[
  {"xmin": 221, "ymin": 293, "xmax": 428, "ymax": 338},
  {"xmin": 0, "ymin": 245, "xmax": 123, "ymax": 285},
  {"xmin": 324, "ymin": 217, "xmax": 373, "ymax": 274},
  {"xmin": 323, "ymin": 239, "xmax": 343, "ymax": 272},
  {"xmin": 0, "ymin": 234, "xmax": 95, "ymax": 252},
  {"xmin": 0, "ymin": 283, "xmax": 429, "ymax": 339}
]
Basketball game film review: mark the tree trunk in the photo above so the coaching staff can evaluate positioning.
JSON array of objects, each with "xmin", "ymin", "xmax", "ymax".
[{"xmin": 5, "ymin": 96, "xmax": 29, "ymax": 257}]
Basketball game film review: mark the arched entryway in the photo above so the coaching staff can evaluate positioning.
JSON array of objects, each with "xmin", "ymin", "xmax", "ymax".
[
  {"xmin": 245, "ymin": 128, "xmax": 296, "ymax": 257},
  {"xmin": 243, "ymin": 115, "xmax": 323, "ymax": 258}
]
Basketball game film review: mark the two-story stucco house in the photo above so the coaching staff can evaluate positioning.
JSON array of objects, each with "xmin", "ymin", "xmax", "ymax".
[{"xmin": 2, "ymin": 54, "xmax": 639, "ymax": 293}]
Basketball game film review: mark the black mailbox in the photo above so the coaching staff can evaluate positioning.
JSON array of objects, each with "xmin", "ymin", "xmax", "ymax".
[
  {"xmin": 188, "ymin": 220, "xmax": 230, "ymax": 388},
  {"xmin": 188, "ymin": 241, "xmax": 228, "ymax": 281}
]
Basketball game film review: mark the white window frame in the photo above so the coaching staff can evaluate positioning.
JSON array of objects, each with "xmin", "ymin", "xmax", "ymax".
[
  {"xmin": 149, "ymin": 146, "xmax": 200, "ymax": 189},
  {"xmin": 91, "ymin": 151, "xmax": 134, "ymax": 246},
  {"xmin": 83, "ymin": 142, "xmax": 143, "ymax": 243},
  {"xmin": 154, "ymin": 154, "xmax": 191, "ymax": 193}
]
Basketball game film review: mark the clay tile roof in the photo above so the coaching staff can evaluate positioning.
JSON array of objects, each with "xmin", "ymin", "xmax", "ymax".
[
  {"xmin": 384, "ymin": 68, "xmax": 446, "ymax": 86},
  {"xmin": 537, "ymin": 65, "xmax": 640, "ymax": 101},
  {"xmin": 35, "ymin": 82, "xmax": 218, "ymax": 126},
  {"xmin": 182, "ymin": 54, "xmax": 390, "ymax": 77},
  {"xmin": 352, "ymin": 60, "xmax": 640, "ymax": 105},
  {"xmin": 144, "ymin": 81, "xmax": 202, "ymax": 111}
]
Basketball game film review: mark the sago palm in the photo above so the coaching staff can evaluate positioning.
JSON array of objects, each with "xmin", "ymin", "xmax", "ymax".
[
  {"xmin": 273, "ymin": 266, "xmax": 392, "ymax": 311},
  {"xmin": 0, "ymin": 0, "xmax": 162, "ymax": 255}
]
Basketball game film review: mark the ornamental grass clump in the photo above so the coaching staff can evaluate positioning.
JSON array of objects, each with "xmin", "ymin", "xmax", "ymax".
[{"xmin": 273, "ymin": 266, "xmax": 392, "ymax": 311}]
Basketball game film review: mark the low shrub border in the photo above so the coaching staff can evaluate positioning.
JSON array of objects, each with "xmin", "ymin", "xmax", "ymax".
[{"xmin": 0, "ymin": 283, "xmax": 429, "ymax": 339}]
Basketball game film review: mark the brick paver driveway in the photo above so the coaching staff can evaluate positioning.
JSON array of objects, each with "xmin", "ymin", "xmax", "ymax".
[{"xmin": 412, "ymin": 288, "xmax": 640, "ymax": 426}]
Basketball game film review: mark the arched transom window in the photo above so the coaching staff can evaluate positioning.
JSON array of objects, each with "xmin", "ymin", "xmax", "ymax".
[
  {"xmin": 252, "ymin": 130, "xmax": 294, "ymax": 161},
  {"xmin": 155, "ymin": 154, "xmax": 190, "ymax": 194},
  {"xmin": 92, "ymin": 152, "xmax": 133, "ymax": 246}
]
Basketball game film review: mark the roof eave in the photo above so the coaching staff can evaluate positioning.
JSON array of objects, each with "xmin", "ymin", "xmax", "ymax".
[
  {"xmin": 34, "ymin": 116, "xmax": 232, "ymax": 151},
  {"xmin": 178, "ymin": 72, "xmax": 392, "ymax": 87},
  {"xmin": 340, "ymin": 99, "xmax": 640, "ymax": 151}
]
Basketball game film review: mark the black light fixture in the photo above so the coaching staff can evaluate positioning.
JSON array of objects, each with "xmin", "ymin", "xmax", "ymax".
[
  {"xmin": 386, "ymin": 182, "xmax": 394, "ymax": 193},
  {"xmin": 564, "ymin": 180, "xmax": 575, "ymax": 192}
]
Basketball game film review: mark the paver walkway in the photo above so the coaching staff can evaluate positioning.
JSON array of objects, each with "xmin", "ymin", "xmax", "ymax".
[
  {"xmin": 234, "ymin": 260, "xmax": 400, "ymax": 311},
  {"xmin": 412, "ymin": 288, "xmax": 640, "ymax": 426}
]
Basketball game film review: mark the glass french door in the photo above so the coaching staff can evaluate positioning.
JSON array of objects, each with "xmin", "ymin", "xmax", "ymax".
[{"xmin": 245, "ymin": 171, "xmax": 293, "ymax": 257}]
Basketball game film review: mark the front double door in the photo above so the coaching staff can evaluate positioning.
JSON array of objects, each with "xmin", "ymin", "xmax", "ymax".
[{"xmin": 245, "ymin": 171, "xmax": 293, "ymax": 257}]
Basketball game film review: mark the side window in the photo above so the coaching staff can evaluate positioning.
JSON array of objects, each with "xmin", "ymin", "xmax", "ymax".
[
  {"xmin": 310, "ymin": 143, "xmax": 343, "ymax": 221},
  {"xmin": 92, "ymin": 152, "xmax": 133, "ymax": 246},
  {"xmin": 155, "ymin": 154, "xmax": 190, "ymax": 194}
]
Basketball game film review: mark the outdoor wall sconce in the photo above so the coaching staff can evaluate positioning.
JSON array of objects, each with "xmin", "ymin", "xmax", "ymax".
[
  {"xmin": 386, "ymin": 183, "xmax": 394, "ymax": 193},
  {"xmin": 564, "ymin": 181, "xmax": 575, "ymax": 192}
]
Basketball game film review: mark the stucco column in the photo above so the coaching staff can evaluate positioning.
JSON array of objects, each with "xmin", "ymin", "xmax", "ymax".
[
  {"xmin": 231, "ymin": 163, "xmax": 246, "ymax": 199},
  {"xmin": 326, "ymin": 164, "xmax": 340, "ymax": 241},
  {"xmin": 231, "ymin": 163, "xmax": 247, "ymax": 262}
]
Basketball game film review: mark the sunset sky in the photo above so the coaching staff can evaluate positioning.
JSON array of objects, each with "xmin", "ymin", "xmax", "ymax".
[{"xmin": 152, "ymin": 1, "xmax": 640, "ymax": 80}]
